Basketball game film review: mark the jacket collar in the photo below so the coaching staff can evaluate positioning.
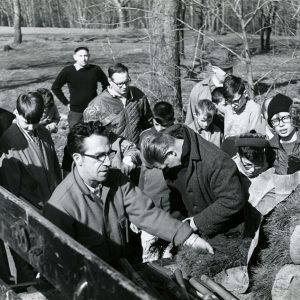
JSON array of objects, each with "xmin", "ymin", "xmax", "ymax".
[
  {"xmin": 72, "ymin": 164, "xmax": 111, "ymax": 202},
  {"xmin": 269, "ymin": 129, "xmax": 300, "ymax": 149},
  {"xmin": 164, "ymin": 124, "xmax": 202, "ymax": 161}
]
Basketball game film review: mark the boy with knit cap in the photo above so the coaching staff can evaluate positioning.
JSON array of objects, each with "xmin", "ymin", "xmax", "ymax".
[{"xmin": 267, "ymin": 93, "xmax": 300, "ymax": 175}]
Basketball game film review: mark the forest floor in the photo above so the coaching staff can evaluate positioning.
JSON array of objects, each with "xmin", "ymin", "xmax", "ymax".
[{"xmin": 1, "ymin": 26, "xmax": 300, "ymax": 161}]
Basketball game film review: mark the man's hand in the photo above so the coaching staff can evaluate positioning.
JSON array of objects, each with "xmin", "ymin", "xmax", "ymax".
[
  {"xmin": 183, "ymin": 217, "xmax": 197, "ymax": 232},
  {"xmin": 184, "ymin": 233, "xmax": 214, "ymax": 254},
  {"xmin": 121, "ymin": 156, "xmax": 136, "ymax": 175}
]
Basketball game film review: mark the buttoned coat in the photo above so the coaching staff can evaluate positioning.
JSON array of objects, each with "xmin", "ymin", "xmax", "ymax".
[
  {"xmin": 44, "ymin": 166, "xmax": 192, "ymax": 264},
  {"xmin": 164, "ymin": 124, "xmax": 246, "ymax": 236}
]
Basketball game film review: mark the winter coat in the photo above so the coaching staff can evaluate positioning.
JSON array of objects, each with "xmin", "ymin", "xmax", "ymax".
[
  {"xmin": 164, "ymin": 124, "xmax": 246, "ymax": 236},
  {"xmin": 269, "ymin": 130, "xmax": 300, "ymax": 175},
  {"xmin": 44, "ymin": 166, "xmax": 192, "ymax": 265},
  {"xmin": 88, "ymin": 87, "xmax": 152, "ymax": 144},
  {"xmin": 0, "ymin": 123, "xmax": 61, "ymax": 208},
  {"xmin": 138, "ymin": 127, "xmax": 171, "ymax": 212},
  {"xmin": 188, "ymin": 121, "xmax": 223, "ymax": 148}
]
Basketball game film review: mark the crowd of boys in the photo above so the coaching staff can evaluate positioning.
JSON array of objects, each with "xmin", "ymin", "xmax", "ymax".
[{"xmin": 0, "ymin": 46, "xmax": 299, "ymax": 290}]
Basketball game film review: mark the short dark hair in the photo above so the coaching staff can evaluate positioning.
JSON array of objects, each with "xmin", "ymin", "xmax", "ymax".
[
  {"xmin": 223, "ymin": 75, "xmax": 245, "ymax": 102},
  {"xmin": 74, "ymin": 46, "xmax": 89, "ymax": 54},
  {"xmin": 212, "ymin": 87, "xmax": 225, "ymax": 104},
  {"xmin": 195, "ymin": 99, "xmax": 216, "ymax": 117},
  {"xmin": 153, "ymin": 101, "xmax": 174, "ymax": 125},
  {"xmin": 36, "ymin": 88, "xmax": 54, "ymax": 108},
  {"xmin": 108, "ymin": 63, "xmax": 128, "ymax": 78},
  {"xmin": 140, "ymin": 132, "xmax": 175, "ymax": 168},
  {"xmin": 16, "ymin": 92, "xmax": 44, "ymax": 124},
  {"xmin": 67, "ymin": 121, "xmax": 110, "ymax": 155},
  {"xmin": 237, "ymin": 131, "xmax": 268, "ymax": 164}
]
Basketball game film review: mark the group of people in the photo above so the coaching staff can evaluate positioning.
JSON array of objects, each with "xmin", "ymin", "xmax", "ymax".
[{"xmin": 0, "ymin": 46, "xmax": 299, "ymax": 287}]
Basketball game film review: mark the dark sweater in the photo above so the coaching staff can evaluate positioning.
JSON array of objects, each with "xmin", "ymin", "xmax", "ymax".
[{"xmin": 51, "ymin": 64, "xmax": 109, "ymax": 113}]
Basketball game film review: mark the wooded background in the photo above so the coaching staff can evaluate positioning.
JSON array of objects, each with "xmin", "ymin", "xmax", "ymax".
[
  {"xmin": 3, "ymin": 0, "xmax": 300, "ymax": 117},
  {"xmin": 1, "ymin": 0, "xmax": 299, "ymax": 36}
]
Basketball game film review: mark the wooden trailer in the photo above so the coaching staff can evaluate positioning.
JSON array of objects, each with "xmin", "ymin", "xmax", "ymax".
[{"xmin": 0, "ymin": 186, "xmax": 155, "ymax": 300}]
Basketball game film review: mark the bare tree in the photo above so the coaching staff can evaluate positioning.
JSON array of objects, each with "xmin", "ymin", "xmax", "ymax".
[
  {"xmin": 13, "ymin": 0, "xmax": 22, "ymax": 44},
  {"xmin": 111, "ymin": 0, "xmax": 131, "ymax": 28},
  {"xmin": 260, "ymin": 1, "xmax": 279, "ymax": 52},
  {"xmin": 148, "ymin": 0, "xmax": 183, "ymax": 118}
]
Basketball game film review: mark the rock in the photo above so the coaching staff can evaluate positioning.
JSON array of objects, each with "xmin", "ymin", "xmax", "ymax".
[{"xmin": 272, "ymin": 264, "xmax": 300, "ymax": 300}]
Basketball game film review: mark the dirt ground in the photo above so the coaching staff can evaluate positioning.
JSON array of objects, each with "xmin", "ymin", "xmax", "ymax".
[{"xmin": 1, "ymin": 26, "xmax": 300, "ymax": 162}]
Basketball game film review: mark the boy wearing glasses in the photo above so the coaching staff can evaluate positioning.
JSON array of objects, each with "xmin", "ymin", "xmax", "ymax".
[
  {"xmin": 223, "ymin": 75, "xmax": 263, "ymax": 138},
  {"xmin": 44, "ymin": 121, "xmax": 214, "ymax": 266},
  {"xmin": 188, "ymin": 99, "xmax": 223, "ymax": 147},
  {"xmin": 267, "ymin": 94, "xmax": 300, "ymax": 174},
  {"xmin": 87, "ymin": 63, "xmax": 152, "ymax": 144}
]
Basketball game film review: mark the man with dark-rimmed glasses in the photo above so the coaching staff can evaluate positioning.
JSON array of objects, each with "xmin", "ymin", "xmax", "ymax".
[
  {"xmin": 86, "ymin": 63, "xmax": 152, "ymax": 145},
  {"xmin": 44, "ymin": 121, "xmax": 214, "ymax": 267}
]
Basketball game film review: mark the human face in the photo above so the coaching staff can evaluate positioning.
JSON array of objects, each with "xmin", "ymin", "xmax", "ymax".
[
  {"xmin": 77, "ymin": 134, "xmax": 112, "ymax": 185},
  {"xmin": 271, "ymin": 112, "xmax": 295, "ymax": 139},
  {"xmin": 16, "ymin": 114, "xmax": 38, "ymax": 133},
  {"xmin": 73, "ymin": 49, "xmax": 89, "ymax": 67},
  {"xmin": 194, "ymin": 111, "xmax": 213, "ymax": 130},
  {"xmin": 154, "ymin": 151, "xmax": 181, "ymax": 170},
  {"xmin": 229, "ymin": 92, "xmax": 247, "ymax": 112},
  {"xmin": 153, "ymin": 118, "xmax": 174, "ymax": 132},
  {"xmin": 215, "ymin": 98, "xmax": 226, "ymax": 115},
  {"xmin": 240, "ymin": 156, "xmax": 266, "ymax": 178},
  {"xmin": 110, "ymin": 72, "xmax": 130, "ymax": 97}
]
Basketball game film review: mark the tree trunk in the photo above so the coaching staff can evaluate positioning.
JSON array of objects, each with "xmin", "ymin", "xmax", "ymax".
[
  {"xmin": 112, "ymin": 0, "xmax": 128, "ymax": 28},
  {"xmin": 148, "ymin": 0, "xmax": 182, "ymax": 120},
  {"xmin": 260, "ymin": 10, "xmax": 265, "ymax": 52},
  {"xmin": 13, "ymin": 0, "xmax": 22, "ymax": 44},
  {"xmin": 179, "ymin": 2, "xmax": 186, "ymax": 58},
  {"xmin": 189, "ymin": 4, "xmax": 194, "ymax": 27},
  {"xmin": 241, "ymin": 19, "xmax": 254, "ymax": 98}
]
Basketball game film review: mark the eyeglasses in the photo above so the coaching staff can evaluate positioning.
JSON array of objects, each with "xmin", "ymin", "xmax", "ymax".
[
  {"xmin": 241, "ymin": 162, "xmax": 263, "ymax": 171},
  {"xmin": 270, "ymin": 115, "xmax": 291, "ymax": 127},
  {"xmin": 112, "ymin": 78, "xmax": 131, "ymax": 88},
  {"xmin": 82, "ymin": 150, "xmax": 116, "ymax": 163}
]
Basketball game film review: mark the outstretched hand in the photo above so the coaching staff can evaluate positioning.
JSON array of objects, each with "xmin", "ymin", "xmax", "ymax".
[{"xmin": 184, "ymin": 233, "xmax": 214, "ymax": 254}]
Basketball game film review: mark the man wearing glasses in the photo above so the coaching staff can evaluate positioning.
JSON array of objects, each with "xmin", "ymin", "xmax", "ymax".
[
  {"xmin": 44, "ymin": 121, "xmax": 214, "ymax": 266},
  {"xmin": 86, "ymin": 63, "xmax": 152, "ymax": 144},
  {"xmin": 268, "ymin": 93, "xmax": 300, "ymax": 174}
]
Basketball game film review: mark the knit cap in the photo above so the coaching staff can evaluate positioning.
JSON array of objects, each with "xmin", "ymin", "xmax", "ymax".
[{"xmin": 267, "ymin": 93, "xmax": 293, "ymax": 126}]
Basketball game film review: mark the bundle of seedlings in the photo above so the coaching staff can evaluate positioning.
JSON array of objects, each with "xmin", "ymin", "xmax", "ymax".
[
  {"xmin": 176, "ymin": 233, "xmax": 251, "ymax": 280},
  {"xmin": 250, "ymin": 186, "xmax": 300, "ymax": 299}
]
